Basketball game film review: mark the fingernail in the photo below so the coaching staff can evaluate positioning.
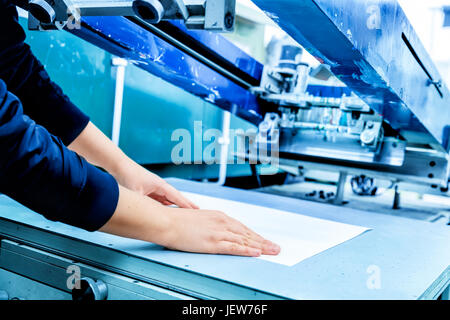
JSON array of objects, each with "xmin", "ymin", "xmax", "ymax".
[{"xmin": 271, "ymin": 244, "xmax": 280, "ymax": 252}]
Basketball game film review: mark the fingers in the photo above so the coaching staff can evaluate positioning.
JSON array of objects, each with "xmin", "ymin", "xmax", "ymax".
[
  {"xmin": 149, "ymin": 194, "xmax": 174, "ymax": 206},
  {"xmin": 219, "ymin": 232, "xmax": 280, "ymax": 255},
  {"xmin": 163, "ymin": 207, "xmax": 280, "ymax": 257},
  {"xmin": 162, "ymin": 184, "xmax": 200, "ymax": 210},
  {"xmin": 215, "ymin": 241, "xmax": 262, "ymax": 257},
  {"xmin": 222, "ymin": 217, "xmax": 280, "ymax": 255}
]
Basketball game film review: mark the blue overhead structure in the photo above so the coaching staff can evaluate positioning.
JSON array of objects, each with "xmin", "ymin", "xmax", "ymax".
[
  {"xmin": 70, "ymin": 17, "xmax": 264, "ymax": 124},
  {"xmin": 61, "ymin": 0, "xmax": 450, "ymax": 153}
]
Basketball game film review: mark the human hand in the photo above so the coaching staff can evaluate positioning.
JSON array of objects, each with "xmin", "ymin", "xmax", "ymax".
[
  {"xmin": 164, "ymin": 207, "xmax": 281, "ymax": 257},
  {"xmin": 67, "ymin": 122, "xmax": 197, "ymax": 209},
  {"xmin": 115, "ymin": 162, "xmax": 198, "ymax": 209}
]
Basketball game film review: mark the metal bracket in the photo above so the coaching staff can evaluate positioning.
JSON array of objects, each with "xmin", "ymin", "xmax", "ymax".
[
  {"xmin": 27, "ymin": 0, "xmax": 235, "ymax": 32},
  {"xmin": 257, "ymin": 113, "xmax": 280, "ymax": 147},
  {"xmin": 185, "ymin": 0, "xmax": 236, "ymax": 31}
]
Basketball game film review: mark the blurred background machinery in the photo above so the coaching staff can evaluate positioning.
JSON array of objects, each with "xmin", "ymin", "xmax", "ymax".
[{"xmin": 14, "ymin": 0, "xmax": 450, "ymax": 222}]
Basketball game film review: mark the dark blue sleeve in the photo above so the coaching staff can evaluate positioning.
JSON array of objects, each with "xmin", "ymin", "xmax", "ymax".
[
  {"xmin": 0, "ymin": 1, "xmax": 89, "ymax": 145},
  {"xmin": 0, "ymin": 79, "xmax": 119, "ymax": 231}
]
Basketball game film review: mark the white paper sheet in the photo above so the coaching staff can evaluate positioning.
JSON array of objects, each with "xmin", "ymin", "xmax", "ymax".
[{"xmin": 182, "ymin": 192, "xmax": 370, "ymax": 266}]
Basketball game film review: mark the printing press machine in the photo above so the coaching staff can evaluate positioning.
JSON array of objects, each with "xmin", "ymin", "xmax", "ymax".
[{"xmin": 0, "ymin": 0, "xmax": 449, "ymax": 300}]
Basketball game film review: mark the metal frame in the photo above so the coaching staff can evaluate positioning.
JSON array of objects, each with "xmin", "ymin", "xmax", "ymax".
[
  {"xmin": 275, "ymin": 148, "xmax": 450, "ymax": 188},
  {"xmin": 27, "ymin": 0, "xmax": 450, "ymax": 154},
  {"xmin": 1, "ymin": 178, "xmax": 449, "ymax": 300},
  {"xmin": 0, "ymin": 239, "xmax": 194, "ymax": 300},
  {"xmin": 68, "ymin": 16, "xmax": 263, "ymax": 124},
  {"xmin": 0, "ymin": 218, "xmax": 282, "ymax": 299},
  {"xmin": 253, "ymin": 0, "xmax": 450, "ymax": 152}
]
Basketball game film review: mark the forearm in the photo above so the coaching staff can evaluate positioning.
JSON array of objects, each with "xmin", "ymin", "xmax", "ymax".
[
  {"xmin": 69, "ymin": 121, "xmax": 199, "ymax": 209},
  {"xmin": 0, "ymin": 79, "xmax": 118, "ymax": 232},
  {"xmin": 68, "ymin": 121, "xmax": 133, "ymax": 183},
  {"xmin": 99, "ymin": 185, "xmax": 173, "ymax": 245}
]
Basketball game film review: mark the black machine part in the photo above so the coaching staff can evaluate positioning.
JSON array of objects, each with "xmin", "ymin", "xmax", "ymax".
[{"xmin": 71, "ymin": 277, "xmax": 108, "ymax": 301}]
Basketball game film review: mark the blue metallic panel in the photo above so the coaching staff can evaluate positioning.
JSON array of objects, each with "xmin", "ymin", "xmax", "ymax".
[
  {"xmin": 69, "ymin": 16, "xmax": 262, "ymax": 124},
  {"xmin": 168, "ymin": 20, "xmax": 264, "ymax": 81},
  {"xmin": 253, "ymin": 0, "xmax": 450, "ymax": 150},
  {"xmin": 306, "ymin": 84, "xmax": 351, "ymax": 98},
  {"xmin": 444, "ymin": 7, "xmax": 450, "ymax": 27},
  {"xmin": 22, "ymin": 17, "xmax": 256, "ymax": 170}
]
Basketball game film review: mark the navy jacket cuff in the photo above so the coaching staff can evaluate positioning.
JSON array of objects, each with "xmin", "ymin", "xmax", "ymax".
[{"xmin": 72, "ymin": 165, "xmax": 120, "ymax": 232}]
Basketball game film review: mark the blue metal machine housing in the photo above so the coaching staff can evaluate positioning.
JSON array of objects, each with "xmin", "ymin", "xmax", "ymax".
[
  {"xmin": 254, "ymin": 0, "xmax": 450, "ymax": 151},
  {"xmin": 70, "ymin": 16, "xmax": 264, "ymax": 124},
  {"xmin": 61, "ymin": 1, "xmax": 450, "ymax": 155}
]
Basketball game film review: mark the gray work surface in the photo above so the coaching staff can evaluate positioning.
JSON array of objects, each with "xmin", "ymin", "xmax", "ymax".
[{"xmin": 0, "ymin": 178, "xmax": 449, "ymax": 299}]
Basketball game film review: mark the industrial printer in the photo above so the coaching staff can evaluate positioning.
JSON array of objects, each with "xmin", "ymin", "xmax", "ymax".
[{"xmin": 0, "ymin": 0, "xmax": 449, "ymax": 300}]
